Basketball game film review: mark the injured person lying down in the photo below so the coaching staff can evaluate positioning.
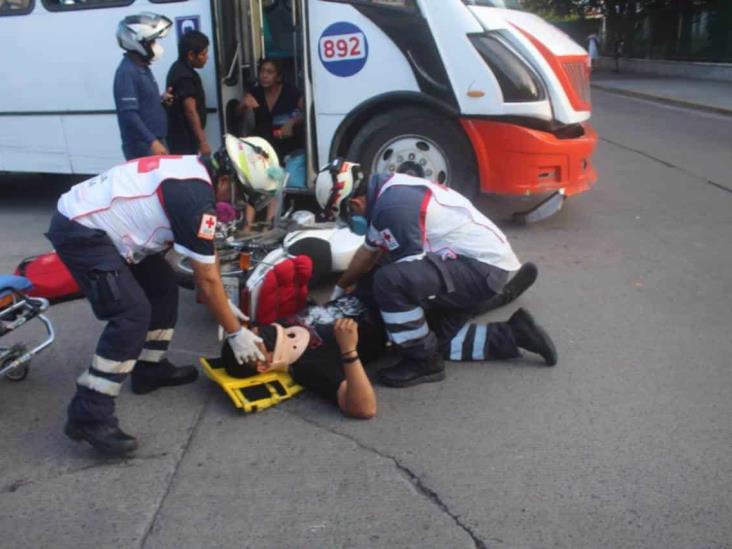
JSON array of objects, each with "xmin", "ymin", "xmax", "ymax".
[{"xmin": 208, "ymin": 281, "xmax": 557, "ymax": 420}]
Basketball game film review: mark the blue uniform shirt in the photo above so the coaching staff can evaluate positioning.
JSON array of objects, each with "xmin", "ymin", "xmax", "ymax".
[
  {"xmin": 113, "ymin": 54, "xmax": 167, "ymax": 158},
  {"xmin": 365, "ymin": 175, "xmax": 427, "ymax": 262}
]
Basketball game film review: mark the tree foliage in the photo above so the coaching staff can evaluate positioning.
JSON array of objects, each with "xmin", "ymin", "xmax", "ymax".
[{"xmin": 521, "ymin": 0, "xmax": 731, "ymax": 61}]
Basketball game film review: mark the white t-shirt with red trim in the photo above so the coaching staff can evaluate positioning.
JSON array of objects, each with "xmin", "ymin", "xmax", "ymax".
[
  {"xmin": 364, "ymin": 174, "xmax": 520, "ymax": 272},
  {"xmin": 57, "ymin": 155, "xmax": 217, "ymax": 264}
]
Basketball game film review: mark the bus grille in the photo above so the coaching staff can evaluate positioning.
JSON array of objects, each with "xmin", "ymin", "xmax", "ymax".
[{"xmin": 562, "ymin": 60, "xmax": 591, "ymax": 106}]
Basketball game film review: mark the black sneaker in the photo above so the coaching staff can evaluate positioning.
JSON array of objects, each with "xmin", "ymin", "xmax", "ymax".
[
  {"xmin": 64, "ymin": 420, "xmax": 138, "ymax": 456},
  {"xmin": 378, "ymin": 355, "xmax": 446, "ymax": 388},
  {"xmin": 508, "ymin": 308, "xmax": 557, "ymax": 366},
  {"xmin": 478, "ymin": 262, "xmax": 539, "ymax": 313},
  {"xmin": 131, "ymin": 359, "xmax": 198, "ymax": 395}
]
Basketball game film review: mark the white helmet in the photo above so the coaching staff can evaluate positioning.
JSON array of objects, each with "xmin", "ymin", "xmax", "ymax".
[
  {"xmin": 224, "ymin": 134, "xmax": 285, "ymax": 210},
  {"xmin": 314, "ymin": 158, "xmax": 365, "ymax": 221},
  {"xmin": 116, "ymin": 12, "xmax": 172, "ymax": 60}
]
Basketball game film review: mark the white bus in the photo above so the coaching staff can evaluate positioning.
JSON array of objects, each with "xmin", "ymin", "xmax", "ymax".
[{"xmin": 0, "ymin": 0, "xmax": 597, "ymax": 219}]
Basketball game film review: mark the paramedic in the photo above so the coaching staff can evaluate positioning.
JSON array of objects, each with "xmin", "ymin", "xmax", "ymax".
[
  {"xmin": 46, "ymin": 136, "xmax": 283, "ymax": 456},
  {"xmin": 315, "ymin": 160, "xmax": 557, "ymax": 388}
]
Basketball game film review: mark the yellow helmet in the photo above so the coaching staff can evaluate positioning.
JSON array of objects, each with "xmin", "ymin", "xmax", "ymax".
[{"xmin": 224, "ymin": 134, "xmax": 284, "ymax": 210}]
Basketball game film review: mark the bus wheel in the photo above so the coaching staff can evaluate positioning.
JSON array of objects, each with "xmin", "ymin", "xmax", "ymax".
[{"xmin": 347, "ymin": 108, "xmax": 478, "ymax": 200}]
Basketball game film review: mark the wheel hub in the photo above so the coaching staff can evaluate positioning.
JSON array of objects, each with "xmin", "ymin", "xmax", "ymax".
[{"xmin": 373, "ymin": 136, "xmax": 449, "ymax": 184}]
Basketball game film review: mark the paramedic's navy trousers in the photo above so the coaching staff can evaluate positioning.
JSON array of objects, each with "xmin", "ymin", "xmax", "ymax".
[
  {"xmin": 47, "ymin": 212, "xmax": 178, "ymax": 424},
  {"xmin": 372, "ymin": 255, "xmax": 521, "ymax": 363}
]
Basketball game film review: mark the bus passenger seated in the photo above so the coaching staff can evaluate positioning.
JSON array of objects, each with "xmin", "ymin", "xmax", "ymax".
[{"xmin": 236, "ymin": 58, "xmax": 304, "ymax": 231}]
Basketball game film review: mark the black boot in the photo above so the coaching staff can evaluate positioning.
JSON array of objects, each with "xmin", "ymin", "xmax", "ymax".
[
  {"xmin": 378, "ymin": 354, "xmax": 446, "ymax": 388},
  {"xmin": 508, "ymin": 308, "xmax": 557, "ymax": 366},
  {"xmin": 131, "ymin": 359, "xmax": 198, "ymax": 395},
  {"xmin": 64, "ymin": 419, "xmax": 138, "ymax": 456},
  {"xmin": 477, "ymin": 262, "xmax": 538, "ymax": 313}
]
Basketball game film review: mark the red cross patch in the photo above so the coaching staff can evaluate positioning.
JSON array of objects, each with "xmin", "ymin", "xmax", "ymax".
[
  {"xmin": 197, "ymin": 213, "xmax": 217, "ymax": 240},
  {"xmin": 380, "ymin": 228, "xmax": 399, "ymax": 251}
]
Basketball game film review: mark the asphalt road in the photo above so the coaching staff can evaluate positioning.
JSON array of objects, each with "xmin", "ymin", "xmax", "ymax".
[{"xmin": 1, "ymin": 90, "xmax": 731, "ymax": 549}]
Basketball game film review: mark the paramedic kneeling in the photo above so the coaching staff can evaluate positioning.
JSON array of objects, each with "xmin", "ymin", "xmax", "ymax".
[
  {"xmin": 46, "ymin": 137, "xmax": 281, "ymax": 456},
  {"xmin": 315, "ymin": 160, "xmax": 557, "ymax": 389}
]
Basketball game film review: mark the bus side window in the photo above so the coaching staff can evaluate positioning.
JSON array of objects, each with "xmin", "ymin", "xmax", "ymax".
[
  {"xmin": 40, "ymin": 0, "xmax": 134, "ymax": 11},
  {"xmin": 322, "ymin": 0, "xmax": 416, "ymax": 8},
  {"xmin": 0, "ymin": 0, "xmax": 33, "ymax": 15}
]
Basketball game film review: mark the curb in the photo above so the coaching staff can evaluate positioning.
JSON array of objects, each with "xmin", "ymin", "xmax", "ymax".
[{"xmin": 591, "ymin": 83, "xmax": 732, "ymax": 117}]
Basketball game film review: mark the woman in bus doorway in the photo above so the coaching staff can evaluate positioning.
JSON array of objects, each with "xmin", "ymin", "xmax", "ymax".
[{"xmin": 237, "ymin": 58, "xmax": 304, "ymax": 230}]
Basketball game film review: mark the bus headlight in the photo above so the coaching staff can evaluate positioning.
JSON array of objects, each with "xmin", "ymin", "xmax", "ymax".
[{"xmin": 469, "ymin": 33, "xmax": 545, "ymax": 103}]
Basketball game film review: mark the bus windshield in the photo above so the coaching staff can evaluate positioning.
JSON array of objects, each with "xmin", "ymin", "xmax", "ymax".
[{"xmin": 462, "ymin": 0, "xmax": 523, "ymax": 9}]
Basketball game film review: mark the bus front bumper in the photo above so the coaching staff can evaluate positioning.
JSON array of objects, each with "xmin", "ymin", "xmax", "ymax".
[{"xmin": 459, "ymin": 119, "xmax": 598, "ymax": 197}]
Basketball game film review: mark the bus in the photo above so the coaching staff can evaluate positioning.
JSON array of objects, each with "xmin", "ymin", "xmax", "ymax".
[{"xmin": 0, "ymin": 0, "xmax": 597, "ymax": 221}]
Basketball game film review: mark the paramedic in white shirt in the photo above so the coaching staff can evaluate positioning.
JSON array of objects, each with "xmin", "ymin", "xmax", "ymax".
[
  {"xmin": 46, "ymin": 135, "xmax": 281, "ymax": 456},
  {"xmin": 315, "ymin": 159, "xmax": 557, "ymax": 389}
]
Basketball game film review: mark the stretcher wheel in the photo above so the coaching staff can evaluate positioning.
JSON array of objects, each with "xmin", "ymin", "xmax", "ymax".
[
  {"xmin": 2, "ymin": 346, "xmax": 29, "ymax": 381},
  {"xmin": 5, "ymin": 362, "xmax": 29, "ymax": 381}
]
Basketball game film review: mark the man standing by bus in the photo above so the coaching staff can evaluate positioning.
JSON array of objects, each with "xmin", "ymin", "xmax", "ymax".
[
  {"xmin": 166, "ymin": 30, "xmax": 211, "ymax": 156},
  {"xmin": 114, "ymin": 12, "xmax": 173, "ymax": 160}
]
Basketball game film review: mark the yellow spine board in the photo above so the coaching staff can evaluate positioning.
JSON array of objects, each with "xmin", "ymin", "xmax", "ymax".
[{"xmin": 199, "ymin": 357, "xmax": 303, "ymax": 413}]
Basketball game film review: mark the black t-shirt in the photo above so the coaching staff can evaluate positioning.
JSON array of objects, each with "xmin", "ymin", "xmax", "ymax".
[
  {"xmin": 289, "ymin": 314, "xmax": 386, "ymax": 404},
  {"xmin": 160, "ymin": 178, "xmax": 216, "ymax": 262},
  {"xmin": 166, "ymin": 60, "xmax": 207, "ymax": 154},
  {"xmin": 249, "ymin": 82, "xmax": 303, "ymax": 158}
]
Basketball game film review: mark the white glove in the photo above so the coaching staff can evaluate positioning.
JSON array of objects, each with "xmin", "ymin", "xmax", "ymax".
[
  {"xmin": 227, "ymin": 327, "xmax": 265, "ymax": 364},
  {"xmin": 228, "ymin": 299, "xmax": 249, "ymax": 322},
  {"xmin": 330, "ymin": 285, "xmax": 347, "ymax": 301}
]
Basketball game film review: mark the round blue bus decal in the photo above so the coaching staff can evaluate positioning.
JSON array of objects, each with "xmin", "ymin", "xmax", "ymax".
[{"xmin": 318, "ymin": 22, "xmax": 369, "ymax": 77}]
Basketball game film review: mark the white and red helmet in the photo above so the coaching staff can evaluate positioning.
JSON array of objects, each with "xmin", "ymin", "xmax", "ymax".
[{"xmin": 314, "ymin": 158, "xmax": 365, "ymax": 221}]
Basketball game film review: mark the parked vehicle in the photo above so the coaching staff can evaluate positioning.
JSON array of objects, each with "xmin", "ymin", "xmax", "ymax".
[{"xmin": 0, "ymin": 0, "xmax": 596, "ymax": 220}]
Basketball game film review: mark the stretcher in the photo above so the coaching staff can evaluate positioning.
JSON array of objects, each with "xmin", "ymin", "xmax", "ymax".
[
  {"xmin": 199, "ymin": 355, "xmax": 303, "ymax": 413},
  {"xmin": 0, "ymin": 275, "xmax": 55, "ymax": 381}
]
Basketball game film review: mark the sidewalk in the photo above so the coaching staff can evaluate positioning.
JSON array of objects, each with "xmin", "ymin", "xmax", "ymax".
[{"xmin": 591, "ymin": 71, "xmax": 732, "ymax": 116}]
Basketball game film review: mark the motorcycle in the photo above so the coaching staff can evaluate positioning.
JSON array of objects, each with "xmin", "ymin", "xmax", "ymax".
[{"xmin": 173, "ymin": 207, "xmax": 364, "ymax": 321}]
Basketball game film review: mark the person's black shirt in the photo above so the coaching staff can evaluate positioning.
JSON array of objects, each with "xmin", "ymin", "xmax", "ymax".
[
  {"xmin": 166, "ymin": 60, "xmax": 207, "ymax": 155},
  {"xmin": 249, "ymin": 81, "xmax": 303, "ymax": 158},
  {"xmin": 289, "ymin": 320, "xmax": 385, "ymax": 404}
]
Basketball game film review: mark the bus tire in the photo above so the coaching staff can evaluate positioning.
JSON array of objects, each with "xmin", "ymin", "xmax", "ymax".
[{"xmin": 346, "ymin": 107, "xmax": 479, "ymax": 200}]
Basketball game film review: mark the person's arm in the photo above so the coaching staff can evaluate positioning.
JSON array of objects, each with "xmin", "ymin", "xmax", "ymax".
[
  {"xmin": 182, "ymin": 96, "xmax": 211, "ymax": 156},
  {"xmin": 278, "ymin": 91, "xmax": 305, "ymax": 138},
  {"xmin": 191, "ymin": 258, "xmax": 240, "ymax": 334},
  {"xmin": 189, "ymin": 256, "xmax": 264, "ymax": 363},
  {"xmin": 236, "ymin": 92, "xmax": 260, "ymax": 115},
  {"xmin": 336, "ymin": 245, "xmax": 382, "ymax": 291},
  {"xmin": 334, "ymin": 318, "xmax": 376, "ymax": 419},
  {"xmin": 163, "ymin": 179, "xmax": 265, "ymax": 362}
]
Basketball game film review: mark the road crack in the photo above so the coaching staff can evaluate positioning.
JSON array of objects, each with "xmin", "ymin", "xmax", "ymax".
[
  {"xmin": 601, "ymin": 137, "xmax": 732, "ymax": 195},
  {"xmin": 139, "ymin": 399, "xmax": 209, "ymax": 549},
  {"xmin": 1, "ymin": 452, "xmax": 170, "ymax": 495},
  {"xmin": 281, "ymin": 410, "xmax": 487, "ymax": 549}
]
